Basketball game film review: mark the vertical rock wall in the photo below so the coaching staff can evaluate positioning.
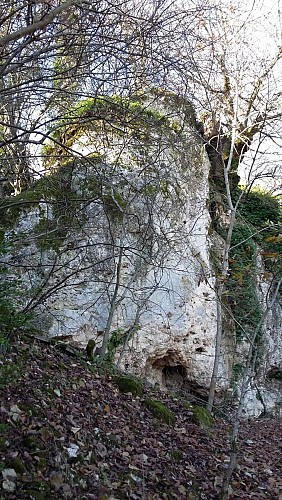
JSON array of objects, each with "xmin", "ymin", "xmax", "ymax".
[{"xmin": 3, "ymin": 90, "xmax": 281, "ymax": 412}]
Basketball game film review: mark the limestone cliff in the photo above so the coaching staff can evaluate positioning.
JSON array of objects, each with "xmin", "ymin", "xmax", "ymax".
[{"xmin": 1, "ymin": 90, "xmax": 281, "ymax": 415}]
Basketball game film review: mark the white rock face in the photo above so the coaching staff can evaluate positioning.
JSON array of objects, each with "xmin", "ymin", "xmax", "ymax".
[
  {"xmin": 7, "ymin": 91, "xmax": 226, "ymax": 393},
  {"xmin": 252, "ymin": 261, "xmax": 282, "ymax": 416},
  {"xmin": 4, "ymin": 90, "xmax": 281, "ymax": 413}
]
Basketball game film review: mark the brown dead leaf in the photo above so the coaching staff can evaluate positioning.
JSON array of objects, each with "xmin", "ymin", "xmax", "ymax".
[
  {"xmin": 50, "ymin": 472, "xmax": 64, "ymax": 490},
  {"xmin": 178, "ymin": 484, "xmax": 186, "ymax": 494},
  {"xmin": 39, "ymin": 427, "xmax": 53, "ymax": 442}
]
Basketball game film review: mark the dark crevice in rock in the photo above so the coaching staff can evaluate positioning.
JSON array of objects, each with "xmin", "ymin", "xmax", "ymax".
[{"xmin": 163, "ymin": 364, "xmax": 187, "ymax": 391}]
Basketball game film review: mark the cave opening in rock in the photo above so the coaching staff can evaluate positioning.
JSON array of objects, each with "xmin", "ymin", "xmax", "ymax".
[
  {"xmin": 162, "ymin": 364, "xmax": 187, "ymax": 391},
  {"xmin": 163, "ymin": 364, "xmax": 186, "ymax": 382},
  {"xmin": 182, "ymin": 379, "xmax": 209, "ymax": 403},
  {"xmin": 150, "ymin": 354, "xmax": 187, "ymax": 391},
  {"xmin": 149, "ymin": 354, "xmax": 209, "ymax": 401}
]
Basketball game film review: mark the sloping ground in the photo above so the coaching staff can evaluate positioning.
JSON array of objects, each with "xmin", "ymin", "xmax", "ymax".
[{"xmin": 0, "ymin": 338, "xmax": 281, "ymax": 499}]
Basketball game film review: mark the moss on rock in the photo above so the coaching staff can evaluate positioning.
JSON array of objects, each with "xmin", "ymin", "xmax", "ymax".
[
  {"xmin": 115, "ymin": 375, "xmax": 143, "ymax": 397},
  {"xmin": 192, "ymin": 405, "xmax": 214, "ymax": 428},
  {"xmin": 143, "ymin": 398, "xmax": 176, "ymax": 425},
  {"xmin": 86, "ymin": 339, "xmax": 96, "ymax": 360},
  {"xmin": 42, "ymin": 93, "xmax": 180, "ymax": 168}
]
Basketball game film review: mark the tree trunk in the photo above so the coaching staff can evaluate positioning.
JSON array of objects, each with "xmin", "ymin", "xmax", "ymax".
[
  {"xmin": 99, "ymin": 249, "xmax": 123, "ymax": 358},
  {"xmin": 220, "ymin": 277, "xmax": 282, "ymax": 497}
]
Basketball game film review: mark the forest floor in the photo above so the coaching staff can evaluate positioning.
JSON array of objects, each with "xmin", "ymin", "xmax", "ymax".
[{"xmin": 0, "ymin": 336, "xmax": 281, "ymax": 500}]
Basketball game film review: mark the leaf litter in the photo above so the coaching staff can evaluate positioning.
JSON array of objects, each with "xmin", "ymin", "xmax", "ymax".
[{"xmin": 0, "ymin": 337, "xmax": 281, "ymax": 499}]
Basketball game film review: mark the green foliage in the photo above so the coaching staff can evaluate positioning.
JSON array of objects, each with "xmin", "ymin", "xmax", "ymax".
[
  {"xmin": 191, "ymin": 405, "xmax": 214, "ymax": 428},
  {"xmin": 234, "ymin": 187, "xmax": 281, "ymax": 228},
  {"xmin": 235, "ymin": 187, "xmax": 282, "ymax": 275},
  {"xmin": 104, "ymin": 328, "xmax": 133, "ymax": 365},
  {"xmin": 1, "ymin": 158, "xmax": 129, "ymax": 254},
  {"xmin": 171, "ymin": 449, "xmax": 182, "ymax": 461},
  {"xmin": 1, "ymin": 165, "xmax": 84, "ymax": 252},
  {"xmin": 5, "ymin": 457, "xmax": 26, "ymax": 474},
  {"xmin": 0, "ymin": 362, "xmax": 23, "ymax": 389},
  {"xmin": 0, "ymin": 241, "xmax": 30, "ymax": 340},
  {"xmin": 0, "ymin": 423, "xmax": 9, "ymax": 433},
  {"xmin": 63, "ymin": 95, "xmax": 168, "ymax": 124},
  {"xmin": 229, "ymin": 223, "xmax": 262, "ymax": 342},
  {"xmin": 224, "ymin": 188, "xmax": 282, "ymax": 342},
  {"xmin": 0, "ymin": 165, "xmax": 75, "ymax": 230},
  {"xmin": 115, "ymin": 375, "xmax": 143, "ymax": 396},
  {"xmin": 143, "ymin": 398, "xmax": 176, "ymax": 425},
  {"xmin": 42, "ymin": 94, "xmax": 175, "ymax": 164}
]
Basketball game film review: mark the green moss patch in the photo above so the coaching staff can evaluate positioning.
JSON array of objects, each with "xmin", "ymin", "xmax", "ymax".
[
  {"xmin": 115, "ymin": 375, "xmax": 143, "ymax": 397},
  {"xmin": 143, "ymin": 398, "xmax": 176, "ymax": 425},
  {"xmin": 42, "ymin": 94, "xmax": 177, "ymax": 165},
  {"xmin": 192, "ymin": 405, "xmax": 214, "ymax": 428},
  {"xmin": 5, "ymin": 456, "xmax": 26, "ymax": 474},
  {"xmin": 0, "ymin": 165, "xmax": 76, "ymax": 230},
  {"xmin": 171, "ymin": 449, "xmax": 182, "ymax": 461}
]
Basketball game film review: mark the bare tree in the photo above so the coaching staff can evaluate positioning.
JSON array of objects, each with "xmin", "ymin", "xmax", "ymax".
[
  {"xmin": 0, "ymin": 0, "xmax": 281, "ymax": 417},
  {"xmin": 178, "ymin": 0, "xmax": 282, "ymax": 411},
  {"xmin": 179, "ymin": 1, "xmax": 282, "ymax": 492},
  {"xmin": 0, "ymin": 0, "xmax": 208, "ymax": 196},
  {"xmin": 220, "ymin": 276, "xmax": 282, "ymax": 498}
]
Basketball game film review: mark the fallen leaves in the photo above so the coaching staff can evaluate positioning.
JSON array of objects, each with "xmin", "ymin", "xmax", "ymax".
[
  {"xmin": 1, "ymin": 468, "xmax": 17, "ymax": 493},
  {"xmin": 0, "ymin": 338, "xmax": 281, "ymax": 499},
  {"xmin": 103, "ymin": 404, "xmax": 111, "ymax": 413}
]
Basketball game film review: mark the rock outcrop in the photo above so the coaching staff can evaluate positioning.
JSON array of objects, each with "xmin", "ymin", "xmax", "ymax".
[{"xmin": 1, "ymin": 90, "xmax": 281, "ymax": 415}]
